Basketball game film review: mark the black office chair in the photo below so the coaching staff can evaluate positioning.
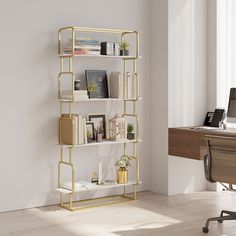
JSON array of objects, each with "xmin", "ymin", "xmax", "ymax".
[{"xmin": 202, "ymin": 135, "xmax": 236, "ymax": 233}]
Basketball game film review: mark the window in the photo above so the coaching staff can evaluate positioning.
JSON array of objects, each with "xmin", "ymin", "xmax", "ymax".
[{"xmin": 217, "ymin": 0, "xmax": 236, "ymax": 109}]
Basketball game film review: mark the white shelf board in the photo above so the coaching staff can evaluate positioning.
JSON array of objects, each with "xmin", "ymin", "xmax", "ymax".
[
  {"xmin": 56, "ymin": 181, "xmax": 142, "ymax": 194},
  {"xmin": 59, "ymin": 139, "xmax": 142, "ymax": 148},
  {"xmin": 59, "ymin": 54, "xmax": 142, "ymax": 59},
  {"xmin": 59, "ymin": 98, "xmax": 142, "ymax": 102}
]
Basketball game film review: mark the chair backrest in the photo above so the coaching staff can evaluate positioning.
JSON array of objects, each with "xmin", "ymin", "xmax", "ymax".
[{"xmin": 205, "ymin": 135, "xmax": 236, "ymax": 184}]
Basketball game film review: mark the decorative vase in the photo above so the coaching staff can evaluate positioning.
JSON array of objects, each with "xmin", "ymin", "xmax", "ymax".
[
  {"xmin": 120, "ymin": 49, "xmax": 129, "ymax": 56},
  {"xmin": 117, "ymin": 167, "xmax": 128, "ymax": 184}
]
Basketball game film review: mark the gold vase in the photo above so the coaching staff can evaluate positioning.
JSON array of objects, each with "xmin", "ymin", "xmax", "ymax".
[{"xmin": 117, "ymin": 167, "xmax": 128, "ymax": 184}]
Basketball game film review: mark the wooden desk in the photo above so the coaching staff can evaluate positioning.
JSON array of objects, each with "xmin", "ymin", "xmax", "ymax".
[{"xmin": 169, "ymin": 127, "xmax": 236, "ymax": 160}]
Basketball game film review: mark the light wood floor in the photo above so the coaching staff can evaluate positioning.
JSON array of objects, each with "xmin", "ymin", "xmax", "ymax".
[{"xmin": 1, "ymin": 191, "xmax": 236, "ymax": 236}]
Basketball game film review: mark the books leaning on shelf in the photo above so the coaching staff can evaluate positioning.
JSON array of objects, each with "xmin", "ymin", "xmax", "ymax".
[
  {"xmin": 59, "ymin": 114, "xmax": 87, "ymax": 145},
  {"xmin": 109, "ymin": 72, "xmax": 137, "ymax": 99},
  {"xmin": 63, "ymin": 37, "xmax": 101, "ymax": 55},
  {"xmin": 61, "ymin": 90, "xmax": 89, "ymax": 100},
  {"xmin": 63, "ymin": 181, "xmax": 97, "ymax": 191}
]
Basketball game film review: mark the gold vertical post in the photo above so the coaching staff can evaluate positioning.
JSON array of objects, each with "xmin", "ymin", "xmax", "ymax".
[
  {"xmin": 69, "ymin": 148, "xmax": 72, "ymax": 164},
  {"xmin": 72, "ymin": 28, "xmax": 75, "ymax": 57},
  {"xmin": 60, "ymin": 58, "xmax": 64, "ymax": 72},
  {"xmin": 60, "ymin": 147, "xmax": 63, "ymax": 162},
  {"xmin": 58, "ymin": 29, "xmax": 61, "ymax": 54},
  {"xmin": 60, "ymin": 102, "xmax": 62, "ymax": 115},
  {"xmin": 60, "ymin": 193, "xmax": 64, "ymax": 206},
  {"xmin": 58, "ymin": 162, "xmax": 61, "ymax": 188},
  {"xmin": 69, "ymin": 103, "xmax": 72, "ymax": 116},
  {"xmin": 69, "ymin": 193, "xmax": 73, "ymax": 210},
  {"xmin": 132, "ymin": 59, "xmax": 137, "ymax": 99},
  {"xmin": 69, "ymin": 148, "xmax": 75, "ymax": 193},
  {"xmin": 69, "ymin": 57, "xmax": 72, "ymax": 72},
  {"xmin": 133, "ymin": 185, "xmax": 137, "ymax": 200}
]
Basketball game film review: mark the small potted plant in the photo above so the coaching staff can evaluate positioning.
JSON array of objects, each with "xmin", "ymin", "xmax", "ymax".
[
  {"xmin": 127, "ymin": 123, "xmax": 135, "ymax": 140},
  {"xmin": 119, "ymin": 40, "xmax": 130, "ymax": 56},
  {"xmin": 115, "ymin": 154, "xmax": 132, "ymax": 184},
  {"xmin": 87, "ymin": 81, "xmax": 98, "ymax": 98}
]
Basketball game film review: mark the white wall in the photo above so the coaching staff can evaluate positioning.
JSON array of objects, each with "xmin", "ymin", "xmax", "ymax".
[
  {"xmin": 208, "ymin": 0, "xmax": 217, "ymax": 111},
  {"xmin": 149, "ymin": 0, "xmax": 169, "ymax": 195},
  {"xmin": 149, "ymin": 0, "xmax": 209, "ymax": 195},
  {"xmin": 0, "ymin": 0, "xmax": 150, "ymax": 212},
  {"xmin": 168, "ymin": 0, "xmax": 208, "ymax": 195}
]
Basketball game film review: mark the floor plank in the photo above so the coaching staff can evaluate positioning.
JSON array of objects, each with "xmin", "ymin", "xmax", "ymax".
[{"xmin": 1, "ymin": 191, "xmax": 236, "ymax": 236}]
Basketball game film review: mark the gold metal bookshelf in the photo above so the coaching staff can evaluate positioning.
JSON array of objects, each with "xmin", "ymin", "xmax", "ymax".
[{"xmin": 56, "ymin": 26, "xmax": 141, "ymax": 211}]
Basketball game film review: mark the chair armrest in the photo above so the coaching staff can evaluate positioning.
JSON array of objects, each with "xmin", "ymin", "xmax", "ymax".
[{"xmin": 204, "ymin": 154, "xmax": 215, "ymax": 183}]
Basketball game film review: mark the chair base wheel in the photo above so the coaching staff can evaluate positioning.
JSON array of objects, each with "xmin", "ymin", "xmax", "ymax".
[
  {"xmin": 202, "ymin": 227, "xmax": 209, "ymax": 233},
  {"xmin": 217, "ymin": 220, "xmax": 223, "ymax": 223}
]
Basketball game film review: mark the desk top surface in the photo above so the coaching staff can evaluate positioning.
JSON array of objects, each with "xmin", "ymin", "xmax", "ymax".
[
  {"xmin": 171, "ymin": 127, "xmax": 236, "ymax": 136},
  {"xmin": 169, "ymin": 127, "xmax": 236, "ymax": 160}
]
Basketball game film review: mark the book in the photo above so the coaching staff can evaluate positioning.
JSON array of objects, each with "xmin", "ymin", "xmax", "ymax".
[
  {"xmin": 68, "ymin": 37, "xmax": 100, "ymax": 45},
  {"xmin": 114, "ymin": 43, "xmax": 120, "ymax": 56},
  {"xmin": 109, "ymin": 72, "xmax": 137, "ymax": 99},
  {"xmin": 64, "ymin": 50, "xmax": 100, "ymax": 56},
  {"xmin": 62, "ymin": 90, "xmax": 88, "ymax": 95},
  {"xmin": 64, "ymin": 48, "xmax": 100, "ymax": 52},
  {"xmin": 61, "ymin": 90, "xmax": 89, "ymax": 100},
  {"xmin": 83, "ymin": 118, "xmax": 87, "ymax": 144},
  {"xmin": 73, "ymin": 45, "xmax": 101, "ymax": 50},
  {"xmin": 101, "ymin": 42, "xmax": 114, "ymax": 55},
  {"xmin": 109, "ymin": 72, "xmax": 124, "ymax": 98},
  {"xmin": 61, "ymin": 94, "xmax": 89, "ymax": 100},
  {"xmin": 59, "ymin": 114, "xmax": 87, "ymax": 145},
  {"xmin": 59, "ymin": 114, "xmax": 78, "ymax": 145},
  {"xmin": 78, "ymin": 115, "xmax": 83, "ymax": 144}
]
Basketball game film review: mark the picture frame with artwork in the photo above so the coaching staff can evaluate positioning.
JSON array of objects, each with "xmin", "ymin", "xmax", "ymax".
[
  {"xmin": 88, "ymin": 114, "xmax": 106, "ymax": 139},
  {"xmin": 86, "ymin": 122, "xmax": 95, "ymax": 142},
  {"xmin": 85, "ymin": 70, "xmax": 109, "ymax": 98}
]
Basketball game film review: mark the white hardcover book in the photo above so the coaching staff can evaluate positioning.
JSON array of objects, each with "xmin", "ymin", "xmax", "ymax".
[
  {"xmin": 73, "ymin": 90, "xmax": 88, "ymax": 95},
  {"xmin": 61, "ymin": 94, "xmax": 89, "ymax": 100},
  {"xmin": 78, "ymin": 115, "xmax": 83, "ymax": 144},
  {"xmin": 114, "ymin": 43, "xmax": 120, "ymax": 56},
  {"xmin": 73, "ymin": 94, "xmax": 89, "ymax": 99},
  {"xmin": 74, "ymin": 115, "xmax": 79, "ymax": 145},
  {"xmin": 109, "ymin": 72, "xmax": 124, "ymax": 98},
  {"xmin": 83, "ymin": 118, "xmax": 87, "ymax": 144}
]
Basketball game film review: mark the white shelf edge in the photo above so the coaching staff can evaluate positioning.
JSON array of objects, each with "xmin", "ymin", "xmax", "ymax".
[
  {"xmin": 59, "ymin": 54, "xmax": 142, "ymax": 59},
  {"xmin": 58, "ymin": 139, "xmax": 142, "ymax": 148},
  {"xmin": 59, "ymin": 98, "xmax": 142, "ymax": 102},
  {"xmin": 56, "ymin": 181, "xmax": 142, "ymax": 194}
]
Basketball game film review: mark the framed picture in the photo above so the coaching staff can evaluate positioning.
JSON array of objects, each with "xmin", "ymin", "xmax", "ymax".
[
  {"xmin": 203, "ymin": 112, "xmax": 214, "ymax": 126},
  {"xmin": 88, "ymin": 114, "xmax": 106, "ymax": 139},
  {"xmin": 85, "ymin": 70, "xmax": 109, "ymax": 98},
  {"xmin": 86, "ymin": 122, "xmax": 95, "ymax": 141}
]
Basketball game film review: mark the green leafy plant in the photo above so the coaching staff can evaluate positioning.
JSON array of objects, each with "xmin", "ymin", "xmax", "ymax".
[
  {"xmin": 119, "ymin": 41, "xmax": 130, "ymax": 51},
  {"xmin": 127, "ymin": 123, "xmax": 134, "ymax": 133},
  {"xmin": 88, "ymin": 81, "xmax": 98, "ymax": 93},
  {"xmin": 115, "ymin": 155, "xmax": 132, "ymax": 168}
]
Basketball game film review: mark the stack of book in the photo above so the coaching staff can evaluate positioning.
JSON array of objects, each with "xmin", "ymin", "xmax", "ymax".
[
  {"xmin": 61, "ymin": 90, "xmax": 89, "ymax": 100},
  {"xmin": 59, "ymin": 114, "xmax": 87, "ymax": 145},
  {"xmin": 64, "ymin": 38, "xmax": 101, "ymax": 55},
  {"xmin": 109, "ymin": 72, "xmax": 137, "ymax": 99}
]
